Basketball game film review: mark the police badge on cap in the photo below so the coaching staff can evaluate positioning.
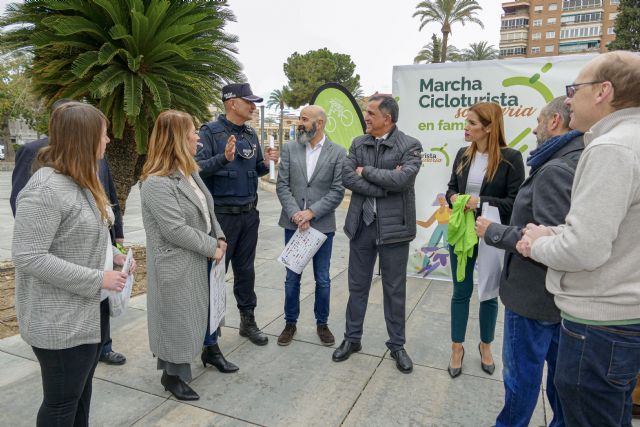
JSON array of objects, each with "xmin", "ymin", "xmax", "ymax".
[{"xmin": 222, "ymin": 83, "xmax": 263, "ymax": 103}]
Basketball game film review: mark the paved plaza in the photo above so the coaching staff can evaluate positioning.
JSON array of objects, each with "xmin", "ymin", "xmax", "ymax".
[{"xmin": 1, "ymin": 170, "xmax": 560, "ymax": 426}]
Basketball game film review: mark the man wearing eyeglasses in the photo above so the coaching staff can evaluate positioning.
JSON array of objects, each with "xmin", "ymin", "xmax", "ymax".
[
  {"xmin": 516, "ymin": 51, "xmax": 640, "ymax": 426},
  {"xmin": 196, "ymin": 83, "xmax": 279, "ymax": 349}
]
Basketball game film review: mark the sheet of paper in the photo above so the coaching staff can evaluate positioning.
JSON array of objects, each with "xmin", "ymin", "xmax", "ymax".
[
  {"xmin": 269, "ymin": 135, "xmax": 276, "ymax": 180},
  {"xmin": 278, "ymin": 227, "xmax": 327, "ymax": 274},
  {"xmin": 477, "ymin": 203, "xmax": 503, "ymax": 302},
  {"xmin": 209, "ymin": 255, "xmax": 226, "ymax": 333},
  {"xmin": 109, "ymin": 248, "xmax": 134, "ymax": 317}
]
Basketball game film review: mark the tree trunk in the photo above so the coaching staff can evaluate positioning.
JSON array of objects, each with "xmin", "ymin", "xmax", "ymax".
[
  {"xmin": 0, "ymin": 113, "xmax": 16, "ymax": 162},
  {"xmin": 441, "ymin": 22, "xmax": 451, "ymax": 63},
  {"xmin": 105, "ymin": 127, "xmax": 145, "ymax": 215}
]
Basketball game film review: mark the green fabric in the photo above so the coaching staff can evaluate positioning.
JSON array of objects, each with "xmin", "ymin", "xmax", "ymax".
[
  {"xmin": 447, "ymin": 195, "xmax": 478, "ymax": 282},
  {"xmin": 561, "ymin": 312, "xmax": 640, "ymax": 326}
]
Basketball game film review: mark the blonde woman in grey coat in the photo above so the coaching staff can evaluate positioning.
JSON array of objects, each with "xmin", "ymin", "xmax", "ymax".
[{"xmin": 140, "ymin": 110, "xmax": 231, "ymax": 401}]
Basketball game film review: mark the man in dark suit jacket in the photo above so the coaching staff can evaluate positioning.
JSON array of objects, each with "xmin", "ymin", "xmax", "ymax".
[
  {"xmin": 275, "ymin": 105, "xmax": 345, "ymax": 347},
  {"xmin": 475, "ymin": 97, "xmax": 583, "ymax": 427},
  {"xmin": 11, "ymin": 135, "xmax": 127, "ymax": 366}
]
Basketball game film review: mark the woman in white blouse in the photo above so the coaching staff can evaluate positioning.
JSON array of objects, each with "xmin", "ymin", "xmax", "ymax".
[
  {"xmin": 12, "ymin": 102, "xmax": 135, "ymax": 425},
  {"xmin": 139, "ymin": 110, "xmax": 233, "ymax": 401},
  {"xmin": 444, "ymin": 102, "xmax": 525, "ymax": 378}
]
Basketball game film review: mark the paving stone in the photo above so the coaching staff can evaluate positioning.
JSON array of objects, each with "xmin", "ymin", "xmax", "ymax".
[
  {"xmin": 342, "ymin": 359, "xmax": 545, "ymax": 427},
  {"xmin": 404, "ymin": 300, "xmax": 504, "ymax": 380},
  {"xmin": 96, "ymin": 307, "xmax": 246, "ymax": 397},
  {"xmin": 188, "ymin": 339, "xmax": 381, "ymax": 427},
  {"xmin": 132, "ymin": 400, "xmax": 254, "ymax": 427},
  {"xmin": 0, "ymin": 350, "xmax": 165, "ymax": 427}
]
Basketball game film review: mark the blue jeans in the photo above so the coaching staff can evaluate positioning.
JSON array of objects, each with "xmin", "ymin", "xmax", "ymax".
[
  {"xmin": 284, "ymin": 229, "xmax": 333, "ymax": 325},
  {"xmin": 449, "ymin": 244, "xmax": 498, "ymax": 343},
  {"xmin": 554, "ymin": 319, "xmax": 640, "ymax": 427},
  {"xmin": 496, "ymin": 309, "xmax": 563, "ymax": 427},
  {"xmin": 203, "ymin": 258, "xmax": 219, "ymax": 346}
]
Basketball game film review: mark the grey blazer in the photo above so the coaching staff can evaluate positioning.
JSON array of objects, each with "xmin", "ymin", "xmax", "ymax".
[
  {"xmin": 140, "ymin": 171, "xmax": 224, "ymax": 364},
  {"xmin": 12, "ymin": 167, "xmax": 109, "ymax": 350},
  {"xmin": 276, "ymin": 137, "xmax": 346, "ymax": 233}
]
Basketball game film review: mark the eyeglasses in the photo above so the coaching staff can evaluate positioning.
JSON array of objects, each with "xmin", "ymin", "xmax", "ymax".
[{"xmin": 565, "ymin": 81, "xmax": 604, "ymax": 98}]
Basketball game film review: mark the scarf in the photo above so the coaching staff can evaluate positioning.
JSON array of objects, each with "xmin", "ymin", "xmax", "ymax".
[
  {"xmin": 526, "ymin": 130, "xmax": 582, "ymax": 172},
  {"xmin": 447, "ymin": 195, "xmax": 478, "ymax": 282}
]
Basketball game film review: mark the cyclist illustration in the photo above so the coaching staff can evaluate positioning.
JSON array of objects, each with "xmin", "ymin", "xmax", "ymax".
[
  {"xmin": 416, "ymin": 193, "xmax": 451, "ymax": 249},
  {"xmin": 325, "ymin": 99, "xmax": 354, "ymax": 132}
]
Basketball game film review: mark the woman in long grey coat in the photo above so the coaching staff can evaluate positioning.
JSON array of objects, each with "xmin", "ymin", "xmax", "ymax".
[{"xmin": 140, "ymin": 110, "xmax": 231, "ymax": 401}]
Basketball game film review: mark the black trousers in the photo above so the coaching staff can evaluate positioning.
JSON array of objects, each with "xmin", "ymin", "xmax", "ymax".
[
  {"xmin": 344, "ymin": 221, "xmax": 409, "ymax": 352},
  {"xmin": 31, "ymin": 300, "xmax": 108, "ymax": 427},
  {"xmin": 215, "ymin": 209, "xmax": 260, "ymax": 311}
]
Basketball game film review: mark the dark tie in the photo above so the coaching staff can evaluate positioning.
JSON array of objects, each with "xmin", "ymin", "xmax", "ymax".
[{"xmin": 362, "ymin": 138, "xmax": 383, "ymax": 225}]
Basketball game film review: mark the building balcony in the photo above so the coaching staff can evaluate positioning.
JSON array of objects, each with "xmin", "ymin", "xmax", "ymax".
[
  {"xmin": 501, "ymin": 24, "xmax": 529, "ymax": 30},
  {"xmin": 502, "ymin": 1, "xmax": 530, "ymax": 10},
  {"xmin": 500, "ymin": 37, "xmax": 529, "ymax": 45}
]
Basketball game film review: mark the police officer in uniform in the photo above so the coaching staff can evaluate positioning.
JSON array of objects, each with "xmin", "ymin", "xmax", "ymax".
[{"xmin": 196, "ymin": 83, "xmax": 278, "ymax": 346}]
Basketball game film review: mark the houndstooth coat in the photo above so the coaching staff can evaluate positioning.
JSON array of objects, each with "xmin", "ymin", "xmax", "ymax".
[
  {"xmin": 140, "ymin": 171, "xmax": 224, "ymax": 365},
  {"xmin": 12, "ymin": 167, "xmax": 110, "ymax": 350}
]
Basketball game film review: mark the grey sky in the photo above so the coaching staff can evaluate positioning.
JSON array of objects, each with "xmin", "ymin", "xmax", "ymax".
[{"xmin": 0, "ymin": 0, "xmax": 502, "ymax": 101}]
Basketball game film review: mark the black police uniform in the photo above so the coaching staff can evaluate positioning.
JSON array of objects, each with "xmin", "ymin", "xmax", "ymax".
[{"xmin": 196, "ymin": 114, "xmax": 269, "ymax": 312}]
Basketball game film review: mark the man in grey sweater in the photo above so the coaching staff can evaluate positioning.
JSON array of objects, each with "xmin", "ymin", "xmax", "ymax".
[{"xmin": 517, "ymin": 51, "xmax": 640, "ymax": 426}]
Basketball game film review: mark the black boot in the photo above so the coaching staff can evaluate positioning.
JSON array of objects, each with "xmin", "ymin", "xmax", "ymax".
[
  {"xmin": 201, "ymin": 344, "xmax": 239, "ymax": 373},
  {"xmin": 161, "ymin": 371, "xmax": 199, "ymax": 401},
  {"xmin": 239, "ymin": 309, "xmax": 269, "ymax": 346}
]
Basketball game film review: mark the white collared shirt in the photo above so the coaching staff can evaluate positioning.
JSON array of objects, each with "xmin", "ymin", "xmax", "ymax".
[{"xmin": 306, "ymin": 135, "xmax": 325, "ymax": 182}]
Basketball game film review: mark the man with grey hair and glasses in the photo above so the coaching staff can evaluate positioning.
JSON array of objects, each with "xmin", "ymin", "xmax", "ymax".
[
  {"xmin": 332, "ymin": 95, "xmax": 422, "ymax": 374},
  {"xmin": 517, "ymin": 51, "xmax": 640, "ymax": 426},
  {"xmin": 475, "ymin": 96, "xmax": 583, "ymax": 427}
]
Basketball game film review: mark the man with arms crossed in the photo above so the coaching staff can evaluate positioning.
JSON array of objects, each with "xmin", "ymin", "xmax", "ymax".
[{"xmin": 332, "ymin": 95, "xmax": 422, "ymax": 374}]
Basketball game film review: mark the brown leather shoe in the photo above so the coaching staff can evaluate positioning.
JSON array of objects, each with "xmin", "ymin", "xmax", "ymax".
[
  {"xmin": 277, "ymin": 323, "xmax": 296, "ymax": 346},
  {"xmin": 317, "ymin": 324, "xmax": 335, "ymax": 346}
]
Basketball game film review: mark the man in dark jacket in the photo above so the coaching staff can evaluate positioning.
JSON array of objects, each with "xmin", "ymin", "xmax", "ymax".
[
  {"xmin": 475, "ymin": 97, "xmax": 583, "ymax": 427},
  {"xmin": 10, "ymin": 100, "xmax": 127, "ymax": 366},
  {"xmin": 332, "ymin": 95, "xmax": 422, "ymax": 373}
]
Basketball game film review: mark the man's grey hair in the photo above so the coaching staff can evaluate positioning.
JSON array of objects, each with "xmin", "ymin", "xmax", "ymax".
[
  {"xmin": 369, "ymin": 95, "xmax": 399, "ymax": 123},
  {"xmin": 542, "ymin": 96, "xmax": 571, "ymax": 129},
  {"xmin": 316, "ymin": 107, "xmax": 327, "ymax": 125}
]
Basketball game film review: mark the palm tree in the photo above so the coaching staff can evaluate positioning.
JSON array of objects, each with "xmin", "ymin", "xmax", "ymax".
[
  {"xmin": 413, "ymin": 0, "xmax": 484, "ymax": 63},
  {"xmin": 460, "ymin": 41, "xmax": 498, "ymax": 61},
  {"xmin": 0, "ymin": 0, "xmax": 242, "ymax": 209},
  {"xmin": 414, "ymin": 33, "xmax": 459, "ymax": 63},
  {"xmin": 266, "ymin": 87, "xmax": 286, "ymax": 145}
]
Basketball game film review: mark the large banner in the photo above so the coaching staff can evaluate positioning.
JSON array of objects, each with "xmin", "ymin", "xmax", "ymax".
[{"xmin": 392, "ymin": 54, "xmax": 595, "ymax": 281}]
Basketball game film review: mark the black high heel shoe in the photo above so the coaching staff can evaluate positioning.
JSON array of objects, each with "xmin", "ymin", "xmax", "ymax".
[
  {"xmin": 161, "ymin": 371, "xmax": 199, "ymax": 401},
  {"xmin": 201, "ymin": 344, "xmax": 239, "ymax": 373},
  {"xmin": 448, "ymin": 346, "xmax": 465, "ymax": 378},
  {"xmin": 478, "ymin": 343, "xmax": 495, "ymax": 375}
]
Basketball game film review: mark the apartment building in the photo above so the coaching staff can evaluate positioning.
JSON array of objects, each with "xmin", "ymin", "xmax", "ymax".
[{"xmin": 499, "ymin": 0, "xmax": 620, "ymax": 58}]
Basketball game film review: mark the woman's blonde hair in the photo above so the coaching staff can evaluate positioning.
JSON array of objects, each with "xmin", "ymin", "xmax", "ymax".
[
  {"xmin": 36, "ymin": 102, "xmax": 111, "ymax": 222},
  {"xmin": 140, "ymin": 110, "xmax": 199, "ymax": 181},
  {"xmin": 456, "ymin": 102, "xmax": 507, "ymax": 182}
]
